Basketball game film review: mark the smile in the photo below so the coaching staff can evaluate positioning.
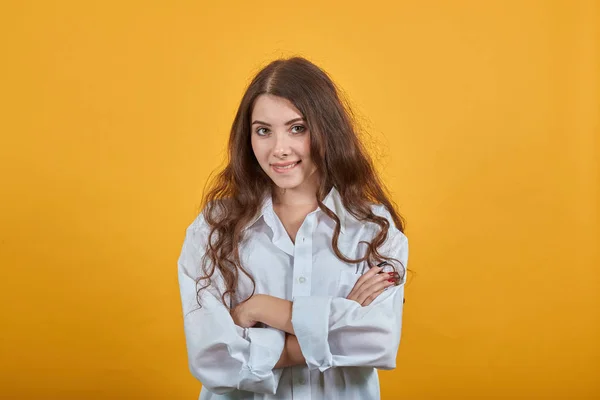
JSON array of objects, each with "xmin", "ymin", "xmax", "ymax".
[{"xmin": 271, "ymin": 161, "xmax": 301, "ymax": 173}]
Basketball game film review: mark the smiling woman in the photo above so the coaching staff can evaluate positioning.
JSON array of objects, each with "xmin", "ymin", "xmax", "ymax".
[
  {"xmin": 177, "ymin": 57, "xmax": 408, "ymax": 400},
  {"xmin": 251, "ymin": 95, "xmax": 317, "ymax": 189}
]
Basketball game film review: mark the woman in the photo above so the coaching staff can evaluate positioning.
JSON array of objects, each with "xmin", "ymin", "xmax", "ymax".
[{"xmin": 177, "ymin": 57, "xmax": 409, "ymax": 399}]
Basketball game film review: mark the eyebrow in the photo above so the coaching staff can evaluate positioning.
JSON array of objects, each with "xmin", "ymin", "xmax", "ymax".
[{"xmin": 251, "ymin": 117, "xmax": 305, "ymax": 126}]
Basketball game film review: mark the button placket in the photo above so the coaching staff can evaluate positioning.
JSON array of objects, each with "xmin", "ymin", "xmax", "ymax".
[
  {"xmin": 291, "ymin": 214, "xmax": 315, "ymax": 299},
  {"xmin": 291, "ymin": 366, "xmax": 311, "ymax": 399}
]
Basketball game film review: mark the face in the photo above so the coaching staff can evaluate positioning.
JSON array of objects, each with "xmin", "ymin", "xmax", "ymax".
[{"xmin": 250, "ymin": 94, "xmax": 318, "ymax": 192}]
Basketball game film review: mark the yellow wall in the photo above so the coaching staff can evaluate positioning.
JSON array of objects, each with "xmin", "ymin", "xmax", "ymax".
[{"xmin": 1, "ymin": 1, "xmax": 598, "ymax": 399}]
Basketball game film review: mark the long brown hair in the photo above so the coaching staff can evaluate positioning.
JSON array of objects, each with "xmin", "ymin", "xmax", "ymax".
[{"xmin": 198, "ymin": 57, "xmax": 406, "ymax": 309}]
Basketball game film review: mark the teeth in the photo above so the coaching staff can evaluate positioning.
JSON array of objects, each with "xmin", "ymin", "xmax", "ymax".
[{"xmin": 276, "ymin": 162, "xmax": 298, "ymax": 170}]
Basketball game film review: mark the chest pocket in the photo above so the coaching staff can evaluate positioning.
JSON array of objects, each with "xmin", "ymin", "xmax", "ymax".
[
  {"xmin": 311, "ymin": 233, "xmax": 369, "ymax": 297},
  {"xmin": 337, "ymin": 269, "xmax": 362, "ymax": 298}
]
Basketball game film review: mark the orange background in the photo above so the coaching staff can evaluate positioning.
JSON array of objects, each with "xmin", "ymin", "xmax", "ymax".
[{"xmin": 0, "ymin": 1, "xmax": 598, "ymax": 399}]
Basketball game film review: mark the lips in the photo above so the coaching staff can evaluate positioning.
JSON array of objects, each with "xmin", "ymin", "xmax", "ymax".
[{"xmin": 271, "ymin": 160, "xmax": 301, "ymax": 173}]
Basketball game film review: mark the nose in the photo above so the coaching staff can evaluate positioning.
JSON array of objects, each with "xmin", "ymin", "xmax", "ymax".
[{"xmin": 272, "ymin": 131, "xmax": 291, "ymax": 158}]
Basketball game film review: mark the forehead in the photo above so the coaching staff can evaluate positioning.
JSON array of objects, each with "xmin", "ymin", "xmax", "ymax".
[{"xmin": 251, "ymin": 94, "xmax": 303, "ymax": 122}]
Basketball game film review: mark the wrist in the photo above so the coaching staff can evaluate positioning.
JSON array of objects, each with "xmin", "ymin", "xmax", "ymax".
[{"xmin": 285, "ymin": 334, "xmax": 305, "ymax": 365}]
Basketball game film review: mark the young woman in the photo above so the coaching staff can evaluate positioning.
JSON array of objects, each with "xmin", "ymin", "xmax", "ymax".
[{"xmin": 177, "ymin": 57, "xmax": 409, "ymax": 399}]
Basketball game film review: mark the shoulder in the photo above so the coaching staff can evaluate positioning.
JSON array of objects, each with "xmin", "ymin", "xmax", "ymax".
[
  {"xmin": 187, "ymin": 198, "xmax": 230, "ymax": 234},
  {"xmin": 180, "ymin": 213, "xmax": 209, "ymax": 257},
  {"xmin": 183, "ymin": 209, "xmax": 216, "ymax": 251},
  {"xmin": 369, "ymin": 203, "xmax": 408, "ymax": 243},
  {"xmin": 186, "ymin": 211, "xmax": 208, "ymax": 234}
]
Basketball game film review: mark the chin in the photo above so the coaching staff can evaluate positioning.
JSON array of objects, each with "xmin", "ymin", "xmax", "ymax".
[
  {"xmin": 274, "ymin": 183, "xmax": 299, "ymax": 190},
  {"xmin": 272, "ymin": 178, "xmax": 303, "ymax": 190}
]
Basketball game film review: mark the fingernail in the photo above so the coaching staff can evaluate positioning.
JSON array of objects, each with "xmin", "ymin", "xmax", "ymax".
[
  {"xmin": 387, "ymin": 272, "xmax": 395, "ymax": 275},
  {"xmin": 387, "ymin": 279, "xmax": 396, "ymax": 283}
]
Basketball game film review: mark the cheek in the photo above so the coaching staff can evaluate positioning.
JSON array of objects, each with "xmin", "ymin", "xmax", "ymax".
[
  {"xmin": 250, "ymin": 139, "xmax": 265, "ymax": 162},
  {"xmin": 254, "ymin": 145, "xmax": 273, "ymax": 172}
]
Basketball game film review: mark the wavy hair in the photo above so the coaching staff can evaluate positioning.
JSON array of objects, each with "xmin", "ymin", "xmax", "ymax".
[{"xmin": 198, "ymin": 57, "xmax": 406, "ymax": 309}]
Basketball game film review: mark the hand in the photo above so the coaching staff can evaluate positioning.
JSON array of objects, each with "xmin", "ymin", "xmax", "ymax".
[
  {"xmin": 346, "ymin": 265, "xmax": 399, "ymax": 306},
  {"xmin": 231, "ymin": 296, "xmax": 260, "ymax": 328},
  {"xmin": 231, "ymin": 294, "xmax": 295, "ymax": 334}
]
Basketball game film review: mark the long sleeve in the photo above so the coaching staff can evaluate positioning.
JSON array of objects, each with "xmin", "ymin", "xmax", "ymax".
[
  {"xmin": 291, "ymin": 214, "xmax": 409, "ymax": 372},
  {"xmin": 177, "ymin": 214, "xmax": 285, "ymax": 395}
]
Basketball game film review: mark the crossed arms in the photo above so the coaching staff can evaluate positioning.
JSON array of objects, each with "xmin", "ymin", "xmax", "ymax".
[{"xmin": 177, "ymin": 216, "xmax": 408, "ymax": 395}]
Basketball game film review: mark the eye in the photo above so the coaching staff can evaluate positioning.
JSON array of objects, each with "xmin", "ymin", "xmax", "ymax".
[
  {"xmin": 255, "ymin": 127, "xmax": 269, "ymax": 136},
  {"xmin": 291, "ymin": 125, "xmax": 306, "ymax": 134}
]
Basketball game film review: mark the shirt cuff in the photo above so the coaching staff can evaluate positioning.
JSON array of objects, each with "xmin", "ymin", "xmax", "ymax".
[
  {"xmin": 291, "ymin": 296, "xmax": 334, "ymax": 372},
  {"xmin": 237, "ymin": 327, "xmax": 285, "ymax": 394}
]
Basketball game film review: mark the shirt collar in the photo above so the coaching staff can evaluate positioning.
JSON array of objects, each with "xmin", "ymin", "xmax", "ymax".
[
  {"xmin": 242, "ymin": 193, "xmax": 273, "ymax": 232},
  {"xmin": 242, "ymin": 186, "xmax": 347, "ymax": 234}
]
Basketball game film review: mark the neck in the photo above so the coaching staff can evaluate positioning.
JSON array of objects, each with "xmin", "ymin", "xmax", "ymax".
[{"xmin": 272, "ymin": 172, "xmax": 320, "ymax": 207}]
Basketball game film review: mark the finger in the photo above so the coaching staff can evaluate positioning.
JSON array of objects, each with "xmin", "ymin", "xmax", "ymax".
[
  {"xmin": 358, "ymin": 280, "xmax": 394, "ymax": 306},
  {"xmin": 351, "ymin": 266, "xmax": 384, "ymax": 293},
  {"xmin": 347, "ymin": 267, "xmax": 381, "ymax": 299},
  {"xmin": 349, "ymin": 269, "xmax": 394, "ymax": 300},
  {"xmin": 361, "ymin": 287, "xmax": 386, "ymax": 306},
  {"xmin": 354, "ymin": 272, "xmax": 396, "ymax": 298},
  {"xmin": 357, "ymin": 279, "xmax": 395, "ymax": 305}
]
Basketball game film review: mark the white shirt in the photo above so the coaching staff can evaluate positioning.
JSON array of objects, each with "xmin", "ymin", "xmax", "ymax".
[{"xmin": 177, "ymin": 187, "xmax": 409, "ymax": 400}]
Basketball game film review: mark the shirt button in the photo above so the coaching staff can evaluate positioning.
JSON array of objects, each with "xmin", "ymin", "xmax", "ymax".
[
  {"xmin": 298, "ymin": 378, "xmax": 306, "ymax": 385},
  {"xmin": 298, "ymin": 277, "xmax": 306, "ymax": 283}
]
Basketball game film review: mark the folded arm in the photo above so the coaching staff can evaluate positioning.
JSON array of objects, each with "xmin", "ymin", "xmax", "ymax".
[
  {"xmin": 254, "ymin": 226, "xmax": 409, "ymax": 373},
  {"xmin": 178, "ymin": 216, "xmax": 285, "ymax": 395},
  {"xmin": 274, "ymin": 334, "xmax": 305, "ymax": 368}
]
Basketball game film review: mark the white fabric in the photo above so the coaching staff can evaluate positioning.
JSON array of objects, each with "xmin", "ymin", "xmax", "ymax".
[{"xmin": 177, "ymin": 187, "xmax": 409, "ymax": 399}]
